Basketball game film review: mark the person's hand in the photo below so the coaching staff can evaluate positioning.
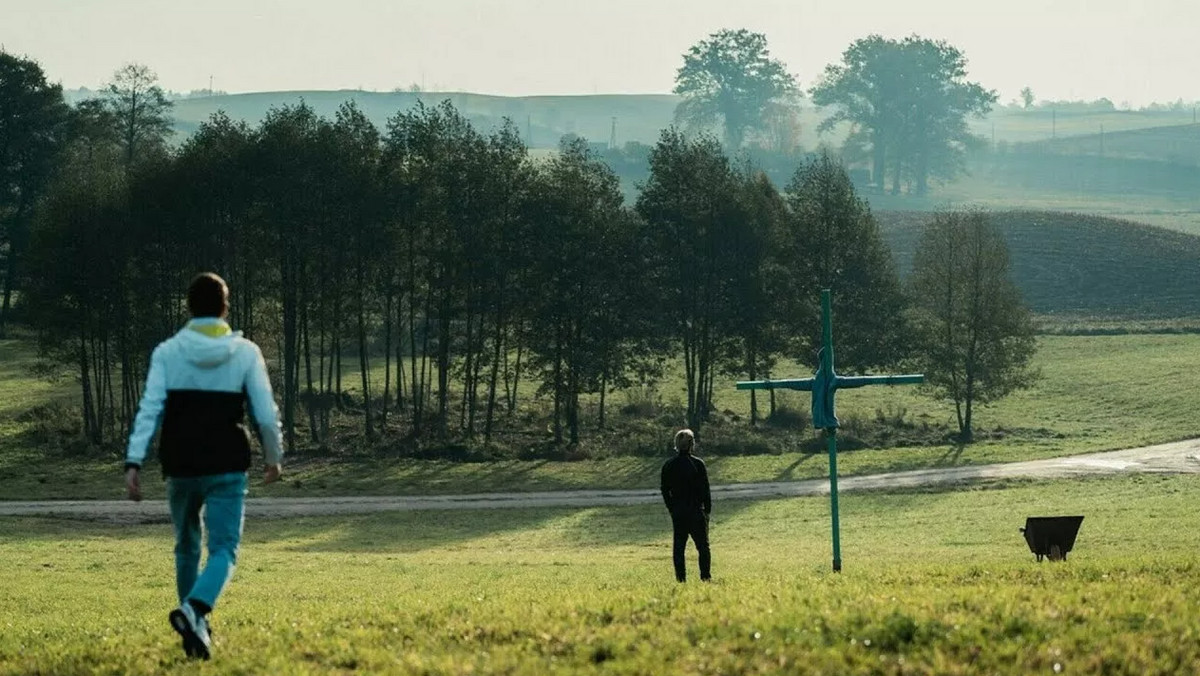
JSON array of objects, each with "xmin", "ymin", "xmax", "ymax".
[
  {"xmin": 125, "ymin": 467, "xmax": 142, "ymax": 502},
  {"xmin": 263, "ymin": 463, "xmax": 282, "ymax": 485}
]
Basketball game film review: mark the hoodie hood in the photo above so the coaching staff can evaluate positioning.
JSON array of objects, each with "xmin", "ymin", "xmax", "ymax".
[{"xmin": 176, "ymin": 319, "xmax": 241, "ymax": 368}]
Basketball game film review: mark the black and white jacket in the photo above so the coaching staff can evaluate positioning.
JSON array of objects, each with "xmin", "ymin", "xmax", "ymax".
[{"xmin": 125, "ymin": 318, "xmax": 284, "ymax": 477}]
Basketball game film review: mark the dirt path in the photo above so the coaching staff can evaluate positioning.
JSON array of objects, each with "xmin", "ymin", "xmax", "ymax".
[{"xmin": 4, "ymin": 439, "xmax": 1199, "ymax": 522}]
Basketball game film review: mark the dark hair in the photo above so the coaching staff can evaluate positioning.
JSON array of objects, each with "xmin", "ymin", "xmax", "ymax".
[{"xmin": 187, "ymin": 273, "xmax": 229, "ymax": 318}]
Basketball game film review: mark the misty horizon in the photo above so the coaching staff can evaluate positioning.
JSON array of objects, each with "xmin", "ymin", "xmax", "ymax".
[{"xmin": 4, "ymin": 0, "xmax": 1198, "ymax": 107}]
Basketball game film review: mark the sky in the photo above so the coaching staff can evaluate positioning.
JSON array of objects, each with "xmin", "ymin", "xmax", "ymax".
[{"xmin": 2, "ymin": 0, "xmax": 1196, "ymax": 106}]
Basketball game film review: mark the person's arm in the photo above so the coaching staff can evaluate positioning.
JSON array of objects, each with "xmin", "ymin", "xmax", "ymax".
[
  {"xmin": 699, "ymin": 460, "xmax": 712, "ymax": 515},
  {"xmin": 660, "ymin": 461, "xmax": 672, "ymax": 509},
  {"xmin": 244, "ymin": 343, "xmax": 284, "ymax": 482},
  {"xmin": 124, "ymin": 346, "xmax": 167, "ymax": 500}
]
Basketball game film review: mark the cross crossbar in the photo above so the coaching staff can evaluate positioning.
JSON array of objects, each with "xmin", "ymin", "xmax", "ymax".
[{"xmin": 732, "ymin": 289, "xmax": 923, "ymax": 572}]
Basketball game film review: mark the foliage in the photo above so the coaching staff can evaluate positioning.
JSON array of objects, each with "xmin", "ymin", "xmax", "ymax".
[
  {"xmin": 103, "ymin": 63, "xmax": 174, "ymax": 169},
  {"xmin": 636, "ymin": 129, "xmax": 744, "ymax": 433},
  {"xmin": 1019, "ymin": 86, "xmax": 1035, "ymax": 109},
  {"xmin": 811, "ymin": 35, "xmax": 996, "ymax": 195},
  {"xmin": 673, "ymin": 29, "xmax": 799, "ymax": 150},
  {"xmin": 908, "ymin": 208, "xmax": 1038, "ymax": 440},
  {"xmin": 0, "ymin": 51, "xmax": 71, "ymax": 335},
  {"xmin": 782, "ymin": 153, "xmax": 909, "ymax": 371}
]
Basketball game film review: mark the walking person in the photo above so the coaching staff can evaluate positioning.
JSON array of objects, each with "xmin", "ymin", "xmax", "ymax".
[
  {"xmin": 123, "ymin": 272, "xmax": 284, "ymax": 660},
  {"xmin": 660, "ymin": 428, "xmax": 712, "ymax": 582}
]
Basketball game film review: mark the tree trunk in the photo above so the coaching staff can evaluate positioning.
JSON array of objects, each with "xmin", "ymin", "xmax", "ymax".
[
  {"xmin": 598, "ymin": 370, "xmax": 607, "ymax": 430},
  {"xmin": 382, "ymin": 285, "xmax": 393, "ymax": 429},
  {"xmin": 302, "ymin": 301, "xmax": 318, "ymax": 443},
  {"xmin": 871, "ymin": 129, "xmax": 886, "ymax": 191},
  {"xmin": 79, "ymin": 335, "xmax": 97, "ymax": 443},
  {"xmin": 552, "ymin": 323, "xmax": 563, "ymax": 444},
  {"xmin": 459, "ymin": 305, "xmax": 474, "ymax": 433},
  {"xmin": 281, "ymin": 257, "xmax": 298, "ymax": 452},
  {"xmin": 512, "ymin": 337, "xmax": 524, "ymax": 416},
  {"xmin": 356, "ymin": 269, "xmax": 374, "ymax": 440},
  {"xmin": 484, "ymin": 305, "xmax": 505, "ymax": 441},
  {"xmin": 436, "ymin": 297, "xmax": 451, "ymax": 437},
  {"xmin": 0, "ymin": 231, "xmax": 19, "ymax": 338},
  {"xmin": 748, "ymin": 346, "xmax": 758, "ymax": 426}
]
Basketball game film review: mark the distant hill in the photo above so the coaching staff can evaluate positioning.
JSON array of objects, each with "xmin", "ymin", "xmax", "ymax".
[
  {"xmin": 167, "ymin": 91, "xmax": 1199, "ymax": 149},
  {"xmin": 971, "ymin": 108, "xmax": 1196, "ymax": 145},
  {"xmin": 1013, "ymin": 124, "xmax": 1200, "ymax": 167},
  {"xmin": 170, "ymin": 90, "xmax": 683, "ymax": 148},
  {"xmin": 877, "ymin": 210, "xmax": 1200, "ymax": 319}
]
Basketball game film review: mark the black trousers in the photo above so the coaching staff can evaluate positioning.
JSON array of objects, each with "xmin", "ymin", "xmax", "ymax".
[{"xmin": 670, "ymin": 508, "xmax": 711, "ymax": 581}]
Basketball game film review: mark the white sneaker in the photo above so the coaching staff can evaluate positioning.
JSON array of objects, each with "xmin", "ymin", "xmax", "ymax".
[{"xmin": 169, "ymin": 603, "xmax": 212, "ymax": 660}]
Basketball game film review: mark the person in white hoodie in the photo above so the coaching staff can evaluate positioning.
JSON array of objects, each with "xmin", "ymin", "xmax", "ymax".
[{"xmin": 124, "ymin": 272, "xmax": 284, "ymax": 660}]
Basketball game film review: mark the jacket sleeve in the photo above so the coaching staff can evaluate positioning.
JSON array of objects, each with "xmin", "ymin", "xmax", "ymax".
[
  {"xmin": 660, "ymin": 461, "xmax": 672, "ymax": 508},
  {"xmin": 245, "ymin": 343, "xmax": 284, "ymax": 465},
  {"xmin": 125, "ymin": 345, "xmax": 167, "ymax": 470},
  {"xmin": 699, "ymin": 460, "xmax": 712, "ymax": 515}
]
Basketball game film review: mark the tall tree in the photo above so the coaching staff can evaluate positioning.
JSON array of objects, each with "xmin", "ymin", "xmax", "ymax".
[
  {"xmin": 104, "ymin": 63, "xmax": 173, "ymax": 170},
  {"xmin": 23, "ymin": 97, "xmax": 126, "ymax": 443},
  {"xmin": 0, "ymin": 52, "xmax": 70, "ymax": 335},
  {"xmin": 721, "ymin": 170, "xmax": 788, "ymax": 424},
  {"xmin": 811, "ymin": 35, "xmax": 995, "ymax": 195},
  {"xmin": 1020, "ymin": 87, "xmax": 1035, "ymax": 109},
  {"xmin": 673, "ymin": 29, "xmax": 799, "ymax": 150},
  {"xmin": 524, "ymin": 138, "xmax": 647, "ymax": 445},
  {"xmin": 908, "ymin": 208, "xmax": 1037, "ymax": 441},
  {"xmin": 253, "ymin": 103, "xmax": 327, "ymax": 450},
  {"xmin": 328, "ymin": 101, "xmax": 384, "ymax": 440},
  {"xmin": 783, "ymin": 153, "xmax": 909, "ymax": 371},
  {"xmin": 637, "ymin": 128, "xmax": 743, "ymax": 433}
]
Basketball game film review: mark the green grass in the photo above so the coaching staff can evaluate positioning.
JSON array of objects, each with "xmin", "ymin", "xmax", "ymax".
[
  {"xmin": 2, "ymin": 473, "xmax": 1199, "ymax": 674},
  {"xmin": 5, "ymin": 334, "xmax": 1200, "ymax": 501}
]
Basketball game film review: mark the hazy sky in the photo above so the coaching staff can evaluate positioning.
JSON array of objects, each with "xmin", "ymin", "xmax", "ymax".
[{"xmin": 3, "ymin": 0, "xmax": 1196, "ymax": 106}]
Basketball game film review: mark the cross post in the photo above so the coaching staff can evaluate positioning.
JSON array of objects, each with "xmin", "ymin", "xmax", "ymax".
[{"xmin": 736, "ymin": 289, "xmax": 923, "ymax": 572}]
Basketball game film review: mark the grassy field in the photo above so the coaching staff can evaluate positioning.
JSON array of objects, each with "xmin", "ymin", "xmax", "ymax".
[
  {"xmin": 5, "ymin": 333, "xmax": 1200, "ymax": 501},
  {"xmin": 2, "ymin": 473, "xmax": 1198, "ymax": 674}
]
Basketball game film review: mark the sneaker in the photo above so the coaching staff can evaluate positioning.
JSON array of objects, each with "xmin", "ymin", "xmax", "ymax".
[
  {"xmin": 179, "ymin": 615, "xmax": 213, "ymax": 656},
  {"xmin": 169, "ymin": 603, "xmax": 212, "ymax": 660}
]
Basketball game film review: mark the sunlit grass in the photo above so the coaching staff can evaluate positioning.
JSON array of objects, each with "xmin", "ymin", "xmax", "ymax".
[{"xmin": 2, "ymin": 473, "xmax": 1198, "ymax": 674}]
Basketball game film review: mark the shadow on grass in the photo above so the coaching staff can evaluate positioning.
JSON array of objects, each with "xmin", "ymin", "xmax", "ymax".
[
  {"xmin": 773, "ymin": 452, "xmax": 819, "ymax": 481},
  {"xmin": 249, "ymin": 507, "xmax": 569, "ymax": 553},
  {"xmin": 933, "ymin": 444, "xmax": 968, "ymax": 467},
  {"xmin": 274, "ymin": 453, "xmax": 667, "ymax": 497},
  {"xmin": 260, "ymin": 492, "xmax": 767, "ymax": 555}
]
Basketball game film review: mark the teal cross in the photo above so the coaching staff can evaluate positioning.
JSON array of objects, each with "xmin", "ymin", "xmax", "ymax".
[{"xmin": 736, "ymin": 289, "xmax": 923, "ymax": 572}]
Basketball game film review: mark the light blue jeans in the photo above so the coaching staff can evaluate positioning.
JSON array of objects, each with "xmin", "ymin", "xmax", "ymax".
[{"xmin": 167, "ymin": 471, "xmax": 248, "ymax": 611}]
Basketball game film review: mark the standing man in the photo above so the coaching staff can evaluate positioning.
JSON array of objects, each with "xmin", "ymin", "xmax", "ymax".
[
  {"xmin": 124, "ymin": 272, "xmax": 284, "ymax": 660},
  {"xmin": 660, "ymin": 428, "xmax": 712, "ymax": 582}
]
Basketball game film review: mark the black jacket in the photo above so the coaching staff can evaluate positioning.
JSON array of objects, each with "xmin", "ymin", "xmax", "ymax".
[{"xmin": 660, "ymin": 453, "xmax": 711, "ymax": 514}]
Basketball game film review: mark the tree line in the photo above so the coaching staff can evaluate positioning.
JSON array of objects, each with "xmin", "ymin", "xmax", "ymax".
[
  {"xmin": 3, "ymin": 53, "xmax": 1036, "ymax": 456},
  {"xmin": 674, "ymin": 30, "xmax": 997, "ymax": 196}
]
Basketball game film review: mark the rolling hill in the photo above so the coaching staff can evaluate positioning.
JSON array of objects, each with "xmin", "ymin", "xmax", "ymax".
[
  {"xmin": 877, "ymin": 210, "xmax": 1200, "ymax": 319},
  {"xmin": 170, "ymin": 90, "xmax": 683, "ymax": 148},
  {"xmin": 169, "ymin": 91, "xmax": 1197, "ymax": 151},
  {"xmin": 1013, "ymin": 123, "xmax": 1200, "ymax": 166}
]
